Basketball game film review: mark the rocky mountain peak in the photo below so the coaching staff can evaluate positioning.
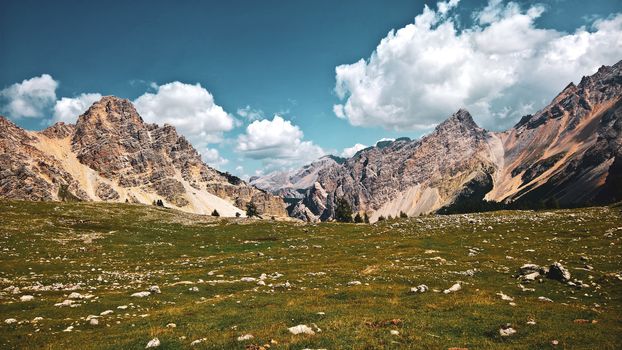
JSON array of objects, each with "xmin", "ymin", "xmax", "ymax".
[
  {"xmin": 75, "ymin": 96, "xmax": 143, "ymax": 130},
  {"xmin": 433, "ymin": 108, "xmax": 482, "ymax": 137}
]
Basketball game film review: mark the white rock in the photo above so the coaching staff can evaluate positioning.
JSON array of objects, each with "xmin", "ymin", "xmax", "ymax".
[
  {"xmin": 89, "ymin": 318, "xmax": 99, "ymax": 326},
  {"xmin": 188, "ymin": 287, "xmax": 199, "ymax": 292},
  {"xmin": 499, "ymin": 326, "xmax": 516, "ymax": 337},
  {"xmin": 288, "ymin": 324, "xmax": 315, "ymax": 335},
  {"xmin": 347, "ymin": 281, "xmax": 362, "ymax": 286},
  {"xmin": 63, "ymin": 326, "xmax": 74, "ymax": 332},
  {"xmin": 4, "ymin": 318, "xmax": 17, "ymax": 324},
  {"xmin": 55, "ymin": 299, "xmax": 75, "ymax": 307},
  {"xmin": 149, "ymin": 285, "xmax": 161, "ymax": 294},
  {"xmin": 146, "ymin": 338, "xmax": 160, "ymax": 348},
  {"xmin": 443, "ymin": 283, "xmax": 461, "ymax": 294},
  {"xmin": 117, "ymin": 305, "xmax": 128, "ymax": 309},
  {"xmin": 538, "ymin": 296, "xmax": 553, "ymax": 302},
  {"xmin": 236, "ymin": 334, "xmax": 254, "ymax": 341},
  {"xmin": 390, "ymin": 330, "xmax": 399, "ymax": 335},
  {"xmin": 20, "ymin": 295, "xmax": 34, "ymax": 302},
  {"xmin": 496, "ymin": 291, "xmax": 514, "ymax": 301},
  {"xmin": 166, "ymin": 323, "xmax": 176, "ymax": 328},
  {"xmin": 132, "ymin": 291, "xmax": 151, "ymax": 298},
  {"xmin": 240, "ymin": 277, "xmax": 256, "ymax": 282},
  {"xmin": 410, "ymin": 284, "xmax": 428, "ymax": 293},
  {"xmin": 190, "ymin": 338, "xmax": 206, "ymax": 346},
  {"xmin": 68, "ymin": 292, "xmax": 84, "ymax": 299},
  {"xmin": 100, "ymin": 310, "xmax": 114, "ymax": 316},
  {"xmin": 32, "ymin": 317, "xmax": 43, "ymax": 322}
]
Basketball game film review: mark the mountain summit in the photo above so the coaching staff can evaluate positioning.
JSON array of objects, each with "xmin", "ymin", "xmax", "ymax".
[{"xmin": 0, "ymin": 96, "xmax": 286, "ymax": 217}]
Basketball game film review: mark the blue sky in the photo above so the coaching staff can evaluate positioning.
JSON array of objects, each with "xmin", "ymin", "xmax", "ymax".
[{"xmin": 1, "ymin": 0, "xmax": 621, "ymax": 177}]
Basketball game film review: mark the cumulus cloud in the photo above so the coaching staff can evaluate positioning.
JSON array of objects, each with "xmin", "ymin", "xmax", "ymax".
[
  {"xmin": 341, "ymin": 143, "xmax": 367, "ymax": 158},
  {"xmin": 0, "ymin": 74, "xmax": 58, "ymax": 118},
  {"xmin": 237, "ymin": 105, "xmax": 264, "ymax": 120},
  {"xmin": 134, "ymin": 81, "xmax": 236, "ymax": 165},
  {"xmin": 53, "ymin": 93, "xmax": 102, "ymax": 123},
  {"xmin": 236, "ymin": 115, "xmax": 325, "ymax": 168},
  {"xmin": 333, "ymin": 0, "xmax": 622, "ymax": 130}
]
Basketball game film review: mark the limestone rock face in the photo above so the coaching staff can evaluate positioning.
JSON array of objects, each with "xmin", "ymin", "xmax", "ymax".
[
  {"xmin": 0, "ymin": 96, "xmax": 286, "ymax": 217},
  {"xmin": 260, "ymin": 60, "xmax": 622, "ymax": 221}
]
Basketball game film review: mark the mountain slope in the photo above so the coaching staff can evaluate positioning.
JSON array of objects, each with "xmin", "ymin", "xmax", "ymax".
[
  {"xmin": 0, "ymin": 96, "xmax": 286, "ymax": 217},
  {"xmin": 276, "ymin": 60, "xmax": 622, "ymax": 221}
]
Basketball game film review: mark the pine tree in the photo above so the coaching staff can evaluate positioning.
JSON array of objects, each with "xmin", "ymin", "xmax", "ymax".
[
  {"xmin": 377, "ymin": 215, "xmax": 385, "ymax": 221},
  {"xmin": 354, "ymin": 212, "xmax": 363, "ymax": 223},
  {"xmin": 334, "ymin": 197, "xmax": 353, "ymax": 223},
  {"xmin": 364, "ymin": 213, "xmax": 370, "ymax": 224},
  {"xmin": 246, "ymin": 201, "xmax": 258, "ymax": 218},
  {"xmin": 211, "ymin": 209, "xmax": 220, "ymax": 217},
  {"xmin": 399, "ymin": 211, "xmax": 408, "ymax": 218}
]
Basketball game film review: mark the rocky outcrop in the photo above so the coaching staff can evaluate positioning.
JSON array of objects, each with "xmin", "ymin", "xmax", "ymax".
[
  {"xmin": 0, "ymin": 96, "xmax": 286, "ymax": 218},
  {"xmin": 271, "ymin": 60, "xmax": 622, "ymax": 221}
]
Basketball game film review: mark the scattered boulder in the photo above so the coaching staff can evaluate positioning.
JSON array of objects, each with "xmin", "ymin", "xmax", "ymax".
[
  {"xmin": 146, "ymin": 338, "xmax": 160, "ymax": 348},
  {"xmin": 443, "ymin": 282, "xmax": 461, "ymax": 294},
  {"xmin": 149, "ymin": 285, "xmax": 161, "ymax": 294},
  {"xmin": 288, "ymin": 324, "xmax": 316, "ymax": 335},
  {"xmin": 410, "ymin": 284, "xmax": 429, "ymax": 293},
  {"xmin": 20, "ymin": 295, "xmax": 34, "ymax": 302},
  {"xmin": 547, "ymin": 262, "xmax": 571, "ymax": 281},
  {"xmin": 237, "ymin": 334, "xmax": 254, "ymax": 341},
  {"xmin": 347, "ymin": 281, "xmax": 362, "ymax": 286},
  {"xmin": 4, "ymin": 318, "xmax": 17, "ymax": 324},
  {"xmin": 131, "ymin": 291, "xmax": 151, "ymax": 298},
  {"xmin": 89, "ymin": 318, "xmax": 99, "ymax": 326},
  {"xmin": 499, "ymin": 324, "xmax": 516, "ymax": 337}
]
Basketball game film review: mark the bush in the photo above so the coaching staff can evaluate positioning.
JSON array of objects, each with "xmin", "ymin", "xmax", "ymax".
[
  {"xmin": 235, "ymin": 212, "xmax": 241, "ymax": 218},
  {"xmin": 399, "ymin": 211, "xmax": 408, "ymax": 218},
  {"xmin": 364, "ymin": 213, "xmax": 370, "ymax": 224},
  {"xmin": 334, "ymin": 197, "xmax": 353, "ymax": 223},
  {"xmin": 211, "ymin": 209, "xmax": 220, "ymax": 217},
  {"xmin": 377, "ymin": 215, "xmax": 385, "ymax": 221}
]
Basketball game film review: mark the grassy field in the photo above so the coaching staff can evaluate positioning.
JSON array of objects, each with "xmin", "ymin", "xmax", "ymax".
[{"xmin": 0, "ymin": 201, "xmax": 621, "ymax": 349}]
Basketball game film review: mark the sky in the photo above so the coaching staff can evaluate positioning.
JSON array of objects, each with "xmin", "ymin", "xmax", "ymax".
[{"xmin": 1, "ymin": 0, "xmax": 621, "ymax": 178}]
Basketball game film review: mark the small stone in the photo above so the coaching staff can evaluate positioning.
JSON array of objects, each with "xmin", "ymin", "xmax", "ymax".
[
  {"xmin": 237, "ymin": 334, "xmax": 254, "ymax": 341},
  {"xmin": 131, "ymin": 291, "xmax": 151, "ymax": 298},
  {"xmin": 288, "ymin": 324, "xmax": 315, "ymax": 335},
  {"xmin": 547, "ymin": 262, "xmax": 571, "ymax": 281},
  {"xmin": 146, "ymin": 338, "xmax": 160, "ymax": 348},
  {"xmin": 410, "ymin": 284, "xmax": 428, "ymax": 293},
  {"xmin": 499, "ymin": 324, "xmax": 516, "ymax": 337},
  {"xmin": 149, "ymin": 285, "xmax": 161, "ymax": 294},
  {"xmin": 4, "ymin": 318, "xmax": 17, "ymax": 324},
  {"xmin": 347, "ymin": 281, "xmax": 362, "ymax": 286},
  {"xmin": 443, "ymin": 283, "xmax": 461, "ymax": 294},
  {"xmin": 20, "ymin": 295, "xmax": 34, "ymax": 302},
  {"xmin": 63, "ymin": 326, "xmax": 74, "ymax": 332},
  {"xmin": 100, "ymin": 310, "xmax": 114, "ymax": 316},
  {"xmin": 390, "ymin": 330, "xmax": 399, "ymax": 335},
  {"xmin": 89, "ymin": 318, "xmax": 99, "ymax": 326},
  {"xmin": 166, "ymin": 323, "xmax": 176, "ymax": 328}
]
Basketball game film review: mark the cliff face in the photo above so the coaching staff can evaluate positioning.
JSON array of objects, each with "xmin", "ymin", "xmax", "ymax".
[
  {"xmin": 262, "ymin": 60, "xmax": 622, "ymax": 222},
  {"xmin": 0, "ymin": 96, "xmax": 286, "ymax": 217}
]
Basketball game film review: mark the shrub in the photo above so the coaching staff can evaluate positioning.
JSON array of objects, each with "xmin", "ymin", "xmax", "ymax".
[
  {"xmin": 353, "ymin": 212, "xmax": 363, "ymax": 223},
  {"xmin": 246, "ymin": 202, "xmax": 259, "ymax": 218},
  {"xmin": 211, "ymin": 209, "xmax": 220, "ymax": 217}
]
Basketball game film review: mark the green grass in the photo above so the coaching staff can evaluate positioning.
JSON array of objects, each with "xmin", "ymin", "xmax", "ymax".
[{"xmin": 0, "ymin": 200, "xmax": 621, "ymax": 349}]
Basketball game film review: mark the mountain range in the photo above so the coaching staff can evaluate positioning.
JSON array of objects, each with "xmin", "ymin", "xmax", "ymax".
[
  {"xmin": 252, "ymin": 60, "xmax": 622, "ymax": 221},
  {"xmin": 1, "ymin": 61, "xmax": 620, "ymax": 220}
]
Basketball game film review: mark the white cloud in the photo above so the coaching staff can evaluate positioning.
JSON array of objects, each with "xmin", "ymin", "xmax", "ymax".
[
  {"xmin": 199, "ymin": 147, "xmax": 228, "ymax": 168},
  {"xmin": 0, "ymin": 74, "xmax": 58, "ymax": 119},
  {"xmin": 237, "ymin": 105, "xmax": 263, "ymax": 120},
  {"xmin": 133, "ymin": 81, "xmax": 236, "ymax": 165},
  {"xmin": 341, "ymin": 143, "xmax": 367, "ymax": 158},
  {"xmin": 53, "ymin": 93, "xmax": 102, "ymax": 123},
  {"xmin": 236, "ymin": 115, "xmax": 325, "ymax": 168},
  {"xmin": 333, "ymin": 0, "xmax": 622, "ymax": 130}
]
